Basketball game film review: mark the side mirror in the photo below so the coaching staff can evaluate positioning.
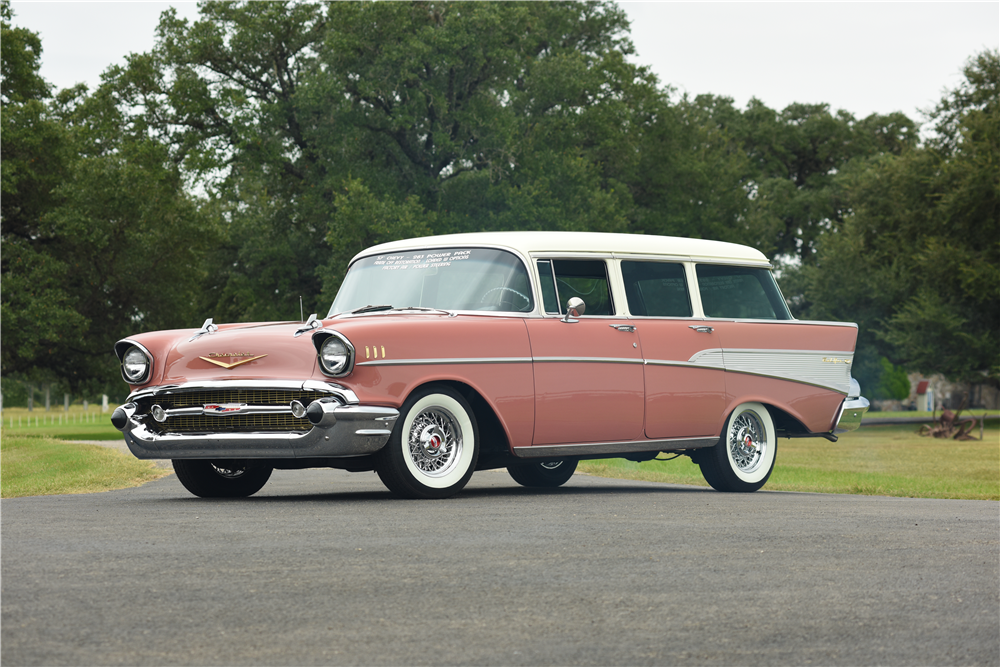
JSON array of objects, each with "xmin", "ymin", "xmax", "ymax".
[{"xmin": 562, "ymin": 297, "xmax": 585, "ymax": 323}]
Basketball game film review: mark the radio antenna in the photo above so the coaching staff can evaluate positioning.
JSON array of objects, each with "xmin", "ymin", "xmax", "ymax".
[{"xmin": 300, "ymin": 296, "xmax": 304, "ymax": 322}]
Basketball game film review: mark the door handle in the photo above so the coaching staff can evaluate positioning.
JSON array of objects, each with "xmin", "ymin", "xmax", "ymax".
[
  {"xmin": 609, "ymin": 324, "xmax": 636, "ymax": 333},
  {"xmin": 689, "ymin": 325, "xmax": 714, "ymax": 333}
]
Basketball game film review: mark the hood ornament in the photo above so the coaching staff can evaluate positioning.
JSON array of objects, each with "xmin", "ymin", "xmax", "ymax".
[{"xmin": 294, "ymin": 313, "xmax": 321, "ymax": 337}]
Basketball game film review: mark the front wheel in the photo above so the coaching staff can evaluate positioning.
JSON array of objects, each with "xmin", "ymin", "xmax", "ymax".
[
  {"xmin": 375, "ymin": 385, "xmax": 479, "ymax": 499},
  {"xmin": 507, "ymin": 460, "xmax": 578, "ymax": 488},
  {"xmin": 698, "ymin": 402, "xmax": 776, "ymax": 492},
  {"xmin": 172, "ymin": 460, "xmax": 273, "ymax": 498}
]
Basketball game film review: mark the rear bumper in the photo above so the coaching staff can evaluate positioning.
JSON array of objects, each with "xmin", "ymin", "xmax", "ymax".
[{"xmin": 834, "ymin": 396, "xmax": 869, "ymax": 433}]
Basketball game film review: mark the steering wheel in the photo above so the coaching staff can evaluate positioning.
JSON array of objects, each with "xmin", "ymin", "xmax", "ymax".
[{"xmin": 479, "ymin": 286, "xmax": 531, "ymax": 311}]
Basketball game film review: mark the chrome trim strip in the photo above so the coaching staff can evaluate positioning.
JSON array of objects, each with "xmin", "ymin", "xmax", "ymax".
[
  {"xmin": 644, "ymin": 359, "xmax": 727, "ymax": 372},
  {"xmin": 528, "ymin": 251, "xmax": 615, "ymax": 259},
  {"xmin": 515, "ymin": 436, "xmax": 718, "ymax": 459},
  {"xmin": 358, "ymin": 357, "xmax": 533, "ymax": 367},
  {"xmin": 608, "ymin": 252, "xmax": 693, "ymax": 263},
  {"xmin": 533, "ymin": 357, "xmax": 644, "ymax": 365},
  {"xmin": 126, "ymin": 380, "xmax": 359, "ymax": 405},
  {"xmin": 703, "ymin": 318, "xmax": 859, "ymax": 328}
]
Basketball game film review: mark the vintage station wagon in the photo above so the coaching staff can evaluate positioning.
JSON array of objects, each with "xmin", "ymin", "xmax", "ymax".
[{"xmin": 112, "ymin": 232, "xmax": 869, "ymax": 499}]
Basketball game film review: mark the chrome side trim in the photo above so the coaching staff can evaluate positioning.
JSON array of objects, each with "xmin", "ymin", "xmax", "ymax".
[
  {"xmin": 644, "ymin": 358, "xmax": 727, "ymax": 372},
  {"xmin": 126, "ymin": 380, "xmax": 359, "ymax": 405},
  {"xmin": 514, "ymin": 436, "xmax": 718, "ymax": 459},
  {"xmin": 611, "ymin": 252, "xmax": 771, "ymax": 268},
  {"xmin": 533, "ymin": 357, "xmax": 644, "ymax": 365},
  {"xmin": 358, "ymin": 357, "xmax": 533, "ymax": 367},
  {"xmin": 704, "ymin": 319, "xmax": 859, "ymax": 328}
]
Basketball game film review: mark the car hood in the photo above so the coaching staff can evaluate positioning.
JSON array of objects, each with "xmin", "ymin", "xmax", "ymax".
[{"xmin": 124, "ymin": 321, "xmax": 321, "ymax": 388}]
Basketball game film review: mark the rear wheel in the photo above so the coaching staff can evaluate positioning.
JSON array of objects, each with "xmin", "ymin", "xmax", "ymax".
[
  {"xmin": 698, "ymin": 402, "xmax": 776, "ymax": 492},
  {"xmin": 172, "ymin": 460, "xmax": 273, "ymax": 498},
  {"xmin": 375, "ymin": 385, "xmax": 479, "ymax": 499},
  {"xmin": 507, "ymin": 460, "xmax": 578, "ymax": 488}
]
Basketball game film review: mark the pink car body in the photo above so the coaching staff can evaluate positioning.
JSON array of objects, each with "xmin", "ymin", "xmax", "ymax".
[{"xmin": 113, "ymin": 232, "xmax": 868, "ymax": 498}]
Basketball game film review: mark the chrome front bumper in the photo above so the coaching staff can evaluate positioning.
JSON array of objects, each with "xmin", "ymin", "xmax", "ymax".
[{"xmin": 113, "ymin": 380, "xmax": 398, "ymax": 460}]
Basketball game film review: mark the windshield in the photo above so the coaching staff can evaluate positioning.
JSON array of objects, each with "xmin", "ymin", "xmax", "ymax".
[{"xmin": 329, "ymin": 247, "xmax": 534, "ymax": 315}]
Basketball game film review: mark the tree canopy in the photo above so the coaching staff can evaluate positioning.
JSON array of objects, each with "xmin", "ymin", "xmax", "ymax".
[
  {"xmin": 2, "ymin": 0, "xmax": 995, "ymax": 397},
  {"xmin": 803, "ymin": 50, "xmax": 999, "ymax": 388}
]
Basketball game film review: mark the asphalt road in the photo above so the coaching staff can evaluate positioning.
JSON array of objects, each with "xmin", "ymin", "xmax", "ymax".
[{"xmin": 2, "ymin": 468, "xmax": 997, "ymax": 666}]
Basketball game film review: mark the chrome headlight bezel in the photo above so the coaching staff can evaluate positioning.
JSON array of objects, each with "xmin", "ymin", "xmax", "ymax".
[
  {"xmin": 116, "ymin": 342, "xmax": 153, "ymax": 385},
  {"xmin": 313, "ymin": 331, "xmax": 355, "ymax": 377}
]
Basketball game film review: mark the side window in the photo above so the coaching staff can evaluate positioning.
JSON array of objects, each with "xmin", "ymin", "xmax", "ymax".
[
  {"xmin": 621, "ymin": 261, "xmax": 692, "ymax": 317},
  {"xmin": 543, "ymin": 259, "xmax": 614, "ymax": 316},
  {"xmin": 536, "ymin": 260, "xmax": 560, "ymax": 314},
  {"xmin": 695, "ymin": 264, "xmax": 791, "ymax": 320}
]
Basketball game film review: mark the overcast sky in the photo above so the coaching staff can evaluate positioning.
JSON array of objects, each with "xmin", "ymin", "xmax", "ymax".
[{"xmin": 9, "ymin": 1, "xmax": 999, "ymax": 126}]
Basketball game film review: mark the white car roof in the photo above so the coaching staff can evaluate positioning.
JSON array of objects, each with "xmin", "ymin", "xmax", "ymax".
[{"xmin": 353, "ymin": 231, "xmax": 771, "ymax": 265}]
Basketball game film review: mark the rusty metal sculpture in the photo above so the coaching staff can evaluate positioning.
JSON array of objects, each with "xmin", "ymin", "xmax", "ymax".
[{"xmin": 918, "ymin": 397, "xmax": 981, "ymax": 440}]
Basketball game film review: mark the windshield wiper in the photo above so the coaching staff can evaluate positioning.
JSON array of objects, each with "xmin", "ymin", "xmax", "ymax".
[
  {"xmin": 351, "ymin": 304, "xmax": 394, "ymax": 314},
  {"xmin": 393, "ymin": 306, "xmax": 456, "ymax": 316}
]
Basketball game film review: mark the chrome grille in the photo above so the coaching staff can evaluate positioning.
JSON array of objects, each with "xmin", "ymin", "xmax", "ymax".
[
  {"xmin": 144, "ymin": 389, "xmax": 318, "ymax": 409},
  {"xmin": 159, "ymin": 414, "xmax": 310, "ymax": 433},
  {"xmin": 136, "ymin": 388, "xmax": 323, "ymax": 434}
]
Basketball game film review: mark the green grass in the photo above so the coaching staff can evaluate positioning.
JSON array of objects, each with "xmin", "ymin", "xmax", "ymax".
[
  {"xmin": 1, "ymin": 434, "xmax": 170, "ymax": 498},
  {"xmin": 579, "ymin": 422, "xmax": 1000, "ymax": 500},
  {"xmin": 1, "ymin": 406, "xmax": 121, "ymax": 440}
]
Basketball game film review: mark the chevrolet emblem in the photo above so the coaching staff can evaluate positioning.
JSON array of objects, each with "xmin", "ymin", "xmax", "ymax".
[{"xmin": 199, "ymin": 353, "xmax": 268, "ymax": 369}]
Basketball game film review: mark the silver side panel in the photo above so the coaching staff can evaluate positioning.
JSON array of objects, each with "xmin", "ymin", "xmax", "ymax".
[{"xmin": 687, "ymin": 348, "xmax": 854, "ymax": 394}]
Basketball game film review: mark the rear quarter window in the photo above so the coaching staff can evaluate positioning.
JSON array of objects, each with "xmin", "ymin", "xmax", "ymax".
[{"xmin": 696, "ymin": 264, "xmax": 791, "ymax": 320}]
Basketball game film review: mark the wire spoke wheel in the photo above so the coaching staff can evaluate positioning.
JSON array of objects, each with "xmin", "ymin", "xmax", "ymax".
[
  {"xmin": 407, "ymin": 407, "xmax": 463, "ymax": 478},
  {"xmin": 728, "ymin": 412, "xmax": 766, "ymax": 474}
]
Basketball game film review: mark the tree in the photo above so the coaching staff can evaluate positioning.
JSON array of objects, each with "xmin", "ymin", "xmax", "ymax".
[
  {"xmin": 805, "ymin": 50, "xmax": 999, "ymax": 389},
  {"xmin": 103, "ymin": 1, "xmax": 665, "ymax": 315},
  {"xmin": 1, "ymin": 2, "xmax": 213, "ymax": 391}
]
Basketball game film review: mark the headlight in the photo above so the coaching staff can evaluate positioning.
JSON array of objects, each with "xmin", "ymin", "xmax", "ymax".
[
  {"xmin": 318, "ymin": 334, "xmax": 353, "ymax": 376},
  {"xmin": 122, "ymin": 346, "xmax": 150, "ymax": 383}
]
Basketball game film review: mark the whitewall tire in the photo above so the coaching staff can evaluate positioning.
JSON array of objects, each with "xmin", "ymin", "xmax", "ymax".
[
  {"xmin": 698, "ymin": 402, "xmax": 776, "ymax": 493},
  {"xmin": 376, "ymin": 385, "xmax": 479, "ymax": 499}
]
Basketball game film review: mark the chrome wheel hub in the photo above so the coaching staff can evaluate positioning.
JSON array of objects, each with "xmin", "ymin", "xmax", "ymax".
[
  {"xmin": 729, "ymin": 413, "xmax": 765, "ymax": 474},
  {"xmin": 418, "ymin": 424, "xmax": 447, "ymax": 459},
  {"xmin": 408, "ymin": 408, "xmax": 462, "ymax": 477}
]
